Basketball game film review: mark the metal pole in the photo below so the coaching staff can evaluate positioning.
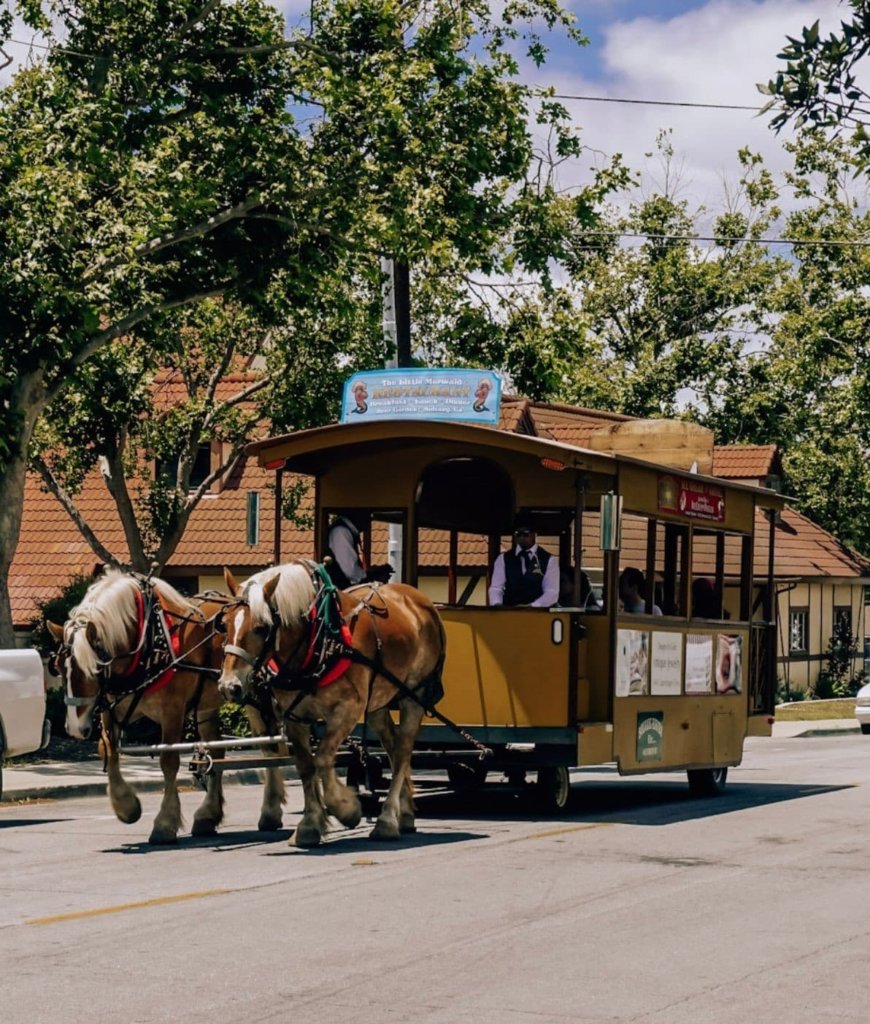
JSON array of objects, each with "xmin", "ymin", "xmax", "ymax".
[
  {"xmin": 382, "ymin": 255, "xmax": 406, "ymax": 582},
  {"xmin": 274, "ymin": 467, "xmax": 283, "ymax": 564}
]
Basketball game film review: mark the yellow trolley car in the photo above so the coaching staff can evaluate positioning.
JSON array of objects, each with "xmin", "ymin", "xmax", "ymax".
[{"xmin": 250, "ymin": 417, "xmax": 783, "ymax": 809}]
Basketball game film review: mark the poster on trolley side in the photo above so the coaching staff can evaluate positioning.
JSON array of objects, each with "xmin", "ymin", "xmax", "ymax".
[{"xmin": 341, "ymin": 369, "xmax": 502, "ymax": 425}]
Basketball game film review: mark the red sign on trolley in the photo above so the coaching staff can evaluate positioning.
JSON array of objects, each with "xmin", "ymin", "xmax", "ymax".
[{"xmin": 658, "ymin": 474, "xmax": 725, "ymax": 521}]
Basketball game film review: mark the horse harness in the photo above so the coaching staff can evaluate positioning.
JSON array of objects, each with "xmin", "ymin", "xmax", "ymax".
[
  {"xmin": 224, "ymin": 562, "xmax": 487, "ymax": 760},
  {"xmin": 60, "ymin": 577, "xmax": 219, "ymax": 731}
]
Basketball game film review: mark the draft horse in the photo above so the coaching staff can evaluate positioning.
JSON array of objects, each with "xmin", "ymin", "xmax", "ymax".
[
  {"xmin": 48, "ymin": 569, "xmax": 287, "ymax": 844},
  {"xmin": 219, "ymin": 561, "xmax": 446, "ymax": 847}
]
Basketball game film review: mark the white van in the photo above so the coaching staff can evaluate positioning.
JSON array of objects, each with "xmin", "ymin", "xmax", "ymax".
[{"xmin": 0, "ymin": 648, "xmax": 50, "ymax": 799}]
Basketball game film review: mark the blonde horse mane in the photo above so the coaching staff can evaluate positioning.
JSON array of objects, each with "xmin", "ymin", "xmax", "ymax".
[
  {"xmin": 242, "ymin": 562, "xmax": 314, "ymax": 626},
  {"xmin": 66, "ymin": 570, "xmax": 196, "ymax": 678}
]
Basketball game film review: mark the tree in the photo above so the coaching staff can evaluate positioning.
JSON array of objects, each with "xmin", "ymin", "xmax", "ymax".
[
  {"xmin": 714, "ymin": 132, "xmax": 870, "ymax": 553},
  {"xmin": 0, "ymin": 0, "xmax": 327, "ymax": 642},
  {"xmin": 760, "ymin": 2, "xmax": 870, "ymax": 164},
  {"xmin": 1, "ymin": 0, "xmax": 611, "ymax": 639}
]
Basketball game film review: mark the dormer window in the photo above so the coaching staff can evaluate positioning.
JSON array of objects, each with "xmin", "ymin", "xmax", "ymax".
[{"xmin": 156, "ymin": 444, "xmax": 212, "ymax": 491}]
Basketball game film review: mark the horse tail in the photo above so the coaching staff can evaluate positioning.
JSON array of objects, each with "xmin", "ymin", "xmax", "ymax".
[{"xmin": 417, "ymin": 608, "xmax": 447, "ymax": 710}]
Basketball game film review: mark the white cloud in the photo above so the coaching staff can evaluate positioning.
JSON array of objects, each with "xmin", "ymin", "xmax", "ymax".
[{"xmin": 545, "ymin": 1, "xmax": 846, "ymax": 214}]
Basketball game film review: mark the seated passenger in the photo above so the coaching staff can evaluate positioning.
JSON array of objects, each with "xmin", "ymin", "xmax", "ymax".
[
  {"xmin": 559, "ymin": 566, "xmax": 602, "ymax": 610},
  {"xmin": 325, "ymin": 512, "xmax": 393, "ymax": 588},
  {"xmin": 692, "ymin": 577, "xmax": 721, "ymax": 619},
  {"xmin": 489, "ymin": 515, "xmax": 560, "ymax": 608},
  {"xmin": 619, "ymin": 566, "xmax": 662, "ymax": 615}
]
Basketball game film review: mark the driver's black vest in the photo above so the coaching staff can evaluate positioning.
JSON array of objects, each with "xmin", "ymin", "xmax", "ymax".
[{"xmin": 503, "ymin": 548, "xmax": 551, "ymax": 607}]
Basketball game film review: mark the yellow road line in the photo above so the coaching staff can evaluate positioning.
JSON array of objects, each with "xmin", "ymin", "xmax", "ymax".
[
  {"xmin": 519, "ymin": 822, "xmax": 614, "ymax": 841},
  {"xmin": 26, "ymin": 888, "xmax": 231, "ymax": 926}
]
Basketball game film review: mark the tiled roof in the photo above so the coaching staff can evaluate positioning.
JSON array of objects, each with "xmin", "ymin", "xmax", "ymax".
[
  {"xmin": 712, "ymin": 445, "xmax": 778, "ymax": 480},
  {"xmin": 756, "ymin": 506, "xmax": 870, "ymax": 578},
  {"xmin": 150, "ymin": 368, "xmax": 261, "ymax": 412},
  {"xmin": 526, "ymin": 402, "xmax": 631, "ymax": 441},
  {"xmin": 497, "ymin": 396, "xmax": 530, "ymax": 433},
  {"xmin": 8, "ymin": 458, "xmax": 314, "ymax": 627}
]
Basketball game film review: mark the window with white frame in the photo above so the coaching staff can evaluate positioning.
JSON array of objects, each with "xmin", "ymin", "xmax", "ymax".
[{"xmin": 789, "ymin": 609, "xmax": 808, "ymax": 653}]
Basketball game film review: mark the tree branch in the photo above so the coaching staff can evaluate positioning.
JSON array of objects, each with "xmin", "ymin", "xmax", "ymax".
[
  {"xmin": 133, "ymin": 196, "xmax": 265, "ymax": 261},
  {"xmin": 32, "ymin": 457, "xmax": 124, "ymax": 569},
  {"xmin": 98, "ymin": 443, "xmax": 151, "ymax": 572},
  {"xmin": 152, "ymin": 445, "xmax": 245, "ymax": 569},
  {"xmin": 46, "ymin": 284, "xmax": 230, "ymax": 405}
]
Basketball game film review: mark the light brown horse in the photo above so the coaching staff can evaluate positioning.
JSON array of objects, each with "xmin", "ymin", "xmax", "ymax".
[
  {"xmin": 219, "ymin": 562, "xmax": 446, "ymax": 847},
  {"xmin": 48, "ymin": 569, "xmax": 286, "ymax": 844}
]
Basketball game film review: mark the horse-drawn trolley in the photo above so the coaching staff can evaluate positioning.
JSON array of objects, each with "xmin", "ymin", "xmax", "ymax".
[{"xmin": 251, "ymin": 398, "xmax": 784, "ymax": 812}]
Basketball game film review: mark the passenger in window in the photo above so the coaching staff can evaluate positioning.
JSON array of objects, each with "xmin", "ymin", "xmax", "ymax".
[
  {"xmin": 692, "ymin": 577, "xmax": 721, "ymax": 619},
  {"xmin": 325, "ymin": 512, "xmax": 393, "ymax": 588},
  {"xmin": 489, "ymin": 515, "xmax": 560, "ymax": 608},
  {"xmin": 558, "ymin": 566, "xmax": 602, "ymax": 611},
  {"xmin": 619, "ymin": 567, "xmax": 662, "ymax": 615}
]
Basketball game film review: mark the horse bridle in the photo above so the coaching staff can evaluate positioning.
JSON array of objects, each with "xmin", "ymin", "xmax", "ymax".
[{"xmin": 216, "ymin": 599, "xmax": 306, "ymax": 683}]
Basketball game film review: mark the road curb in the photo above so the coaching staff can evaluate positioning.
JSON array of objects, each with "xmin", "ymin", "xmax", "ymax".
[{"xmin": 1, "ymin": 767, "xmax": 285, "ymax": 804}]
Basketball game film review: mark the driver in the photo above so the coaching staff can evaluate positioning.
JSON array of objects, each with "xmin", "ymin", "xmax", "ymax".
[{"xmin": 488, "ymin": 514, "xmax": 560, "ymax": 608}]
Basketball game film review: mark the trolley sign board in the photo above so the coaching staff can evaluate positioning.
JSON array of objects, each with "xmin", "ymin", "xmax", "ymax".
[
  {"xmin": 658, "ymin": 473, "xmax": 725, "ymax": 522},
  {"xmin": 340, "ymin": 369, "xmax": 502, "ymax": 425}
]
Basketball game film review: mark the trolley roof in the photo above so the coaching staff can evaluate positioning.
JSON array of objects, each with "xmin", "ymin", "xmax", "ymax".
[{"xmin": 248, "ymin": 419, "xmax": 785, "ymax": 509}]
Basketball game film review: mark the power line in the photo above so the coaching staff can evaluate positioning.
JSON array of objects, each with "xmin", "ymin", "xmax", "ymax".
[
  {"xmin": 7, "ymin": 36, "xmax": 94, "ymax": 59},
  {"xmin": 1, "ymin": 38, "xmax": 776, "ymax": 114},
  {"xmin": 541, "ymin": 91, "xmax": 762, "ymax": 113},
  {"xmin": 601, "ymin": 232, "xmax": 870, "ymax": 247}
]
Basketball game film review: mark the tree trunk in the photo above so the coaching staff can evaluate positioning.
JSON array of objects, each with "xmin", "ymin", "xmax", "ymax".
[{"xmin": 0, "ymin": 370, "xmax": 48, "ymax": 647}]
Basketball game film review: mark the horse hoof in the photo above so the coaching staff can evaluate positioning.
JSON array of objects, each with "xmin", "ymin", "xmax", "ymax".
[
  {"xmin": 291, "ymin": 825, "xmax": 322, "ymax": 848},
  {"xmin": 191, "ymin": 818, "xmax": 218, "ymax": 837},
  {"xmin": 334, "ymin": 805, "xmax": 362, "ymax": 830},
  {"xmin": 258, "ymin": 813, "xmax": 283, "ymax": 832},
  {"xmin": 399, "ymin": 814, "xmax": 417, "ymax": 834},
  {"xmin": 116, "ymin": 799, "xmax": 142, "ymax": 825},
  {"xmin": 369, "ymin": 819, "xmax": 401, "ymax": 841},
  {"xmin": 148, "ymin": 829, "xmax": 179, "ymax": 845}
]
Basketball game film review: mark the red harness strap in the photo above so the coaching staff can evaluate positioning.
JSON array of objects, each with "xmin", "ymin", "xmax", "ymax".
[
  {"xmin": 292, "ymin": 607, "xmax": 354, "ymax": 689},
  {"xmin": 144, "ymin": 610, "xmax": 182, "ymax": 696},
  {"xmin": 124, "ymin": 588, "xmax": 147, "ymax": 679}
]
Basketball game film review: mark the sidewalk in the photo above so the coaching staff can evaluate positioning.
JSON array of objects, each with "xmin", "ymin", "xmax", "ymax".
[
  {"xmin": 2, "ymin": 718, "xmax": 861, "ymax": 803},
  {"xmin": 1, "ymin": 754, "xmax": 280, "ymax": 803}
]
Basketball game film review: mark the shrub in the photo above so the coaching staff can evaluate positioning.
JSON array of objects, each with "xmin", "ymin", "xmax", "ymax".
[
  {"xmin": 219, "ymin": 702, "xmax": 252, "ymax": 737},
  {"xmin": 28, "ymin": 573, "xmax": 95, "ymax": 658},
  {"xmin": 776, "ymin": 681, "xmax": 807, "ymax": 704},
  {"xmin": 812, "ymin": 621, "xmax": 863, "ymax": 699}
]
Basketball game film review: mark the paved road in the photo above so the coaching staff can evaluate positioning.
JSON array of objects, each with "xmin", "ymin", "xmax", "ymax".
[{"xmin": 2, "ymin": 733, "xmax": 868, "ymax": 1024}]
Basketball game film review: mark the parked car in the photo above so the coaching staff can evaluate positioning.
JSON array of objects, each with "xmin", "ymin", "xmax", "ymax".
[
  {"xmin": 855, "ymin": 679, "xmax": 870, "ymax": 735},
  {"xmin": 0, "ymin": 648, "xmax": 49, "ymax": 799}
]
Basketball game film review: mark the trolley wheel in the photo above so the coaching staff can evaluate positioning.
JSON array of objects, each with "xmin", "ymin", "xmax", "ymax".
[
  {"xmin": 359, "ymin": 793, "xmax": 381, "ymax": 819},
  {"xmin": 535, "ymin": 765, "xmax": 571, "ymax": 814},
  {"xmin": 447, "ymin": 761, "xmax": 488, "ymax": 791},
  {"xmin": 687, "ymin": 766, "xmax": 728, "ymax": 797},
  {"xmin": 347, "ymin": 755, "xmax": 385, "ymax": 792}
]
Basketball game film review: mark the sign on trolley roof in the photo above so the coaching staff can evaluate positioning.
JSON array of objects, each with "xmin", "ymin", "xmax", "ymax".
[{"xmin": 340, "ymin": 368, "xmax": 502, "ymax": 425}]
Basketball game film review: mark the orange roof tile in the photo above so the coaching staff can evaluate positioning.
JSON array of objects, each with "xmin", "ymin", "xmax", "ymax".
[
  {"xmin": 712, "ymin": 445, "xmax": 778, "ymax": 480},
  {"xmin": 8, "ymin": 458, "xmax": 314, "ymax": 627}
]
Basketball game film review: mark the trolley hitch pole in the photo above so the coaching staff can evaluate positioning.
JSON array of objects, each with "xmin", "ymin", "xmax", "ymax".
[{"xmin": 119, "ymin": 734, "xmax": 290, "ymax": 756}]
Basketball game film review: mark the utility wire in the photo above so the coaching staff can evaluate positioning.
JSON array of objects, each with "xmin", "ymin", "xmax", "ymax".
[
  {"xmin": 7, "ymin": 36, "xmax": 93, "ymax": 59},
  {"xmin": 3, "ymin": 37, "xmax": 775, "ymax": 115},
  {"xmin": 542, "ymin": 92, "xmax": 762, "ymax": 113},
  {"xmin": 599, "ymin": 232, "xmax": 870, "ymax": 248}
]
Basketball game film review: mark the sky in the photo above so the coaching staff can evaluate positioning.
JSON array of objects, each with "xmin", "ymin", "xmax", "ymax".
[{"xmin": 536, "ymin": 0, "xmax": 847, "ymax": 212}]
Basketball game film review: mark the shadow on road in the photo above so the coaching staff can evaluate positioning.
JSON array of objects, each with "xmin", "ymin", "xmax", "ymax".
[{"xmin": 411, "ymin": 778, "xmax": 853, "ymax": 828}]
